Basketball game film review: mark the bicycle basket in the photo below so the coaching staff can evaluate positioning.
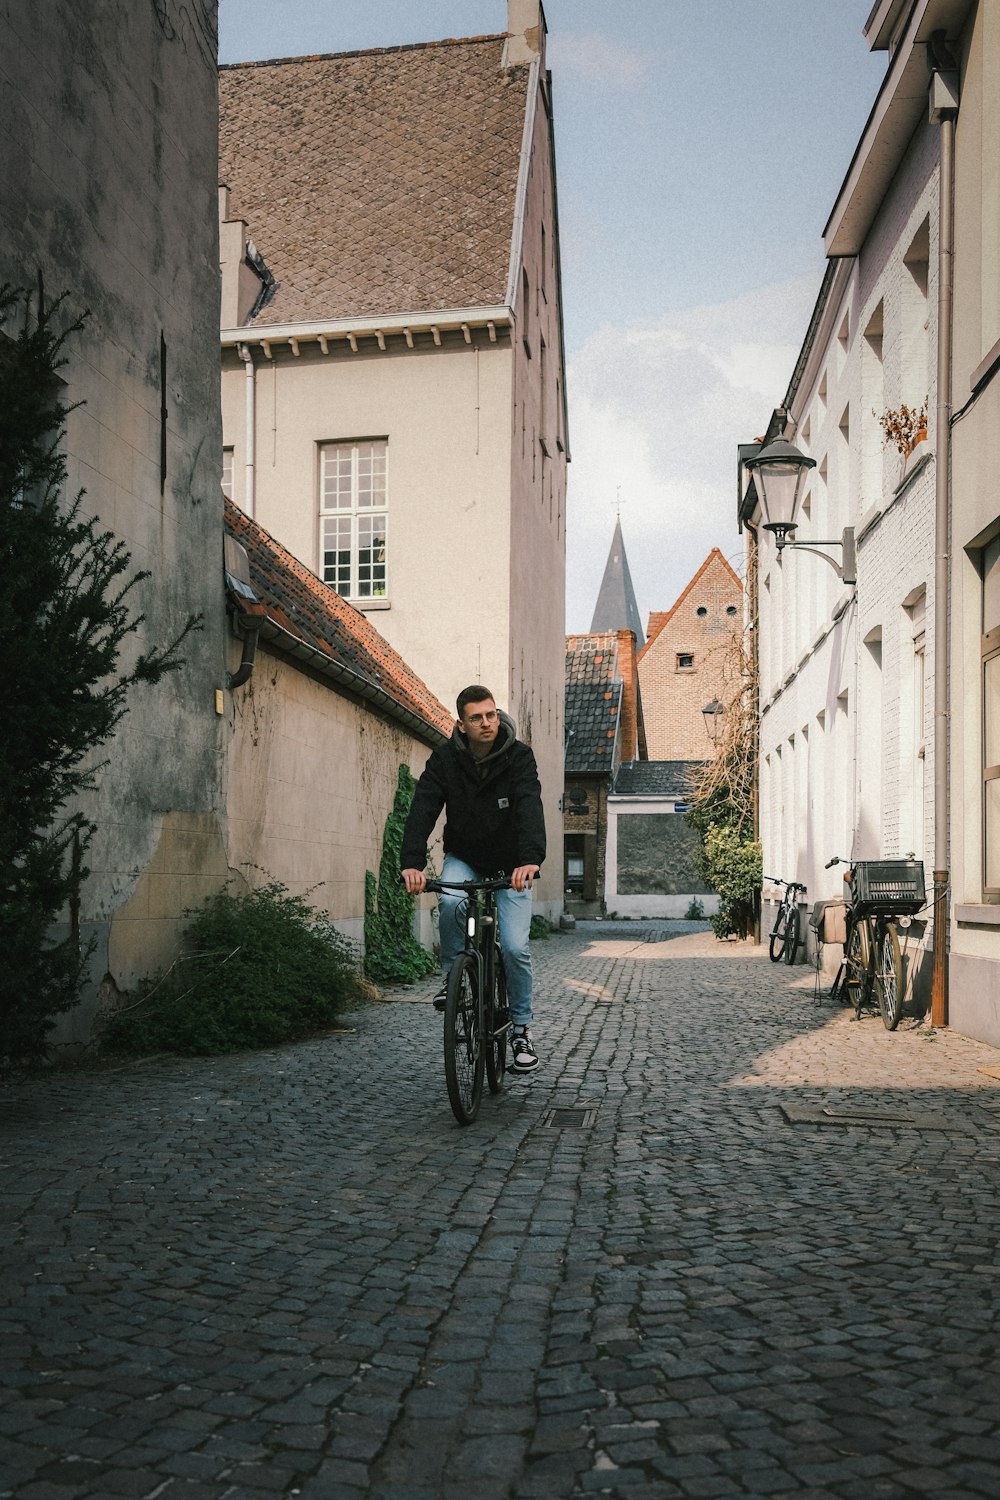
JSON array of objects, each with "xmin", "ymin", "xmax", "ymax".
[{"xmin": 849, "ymin": 860, "xmax": 925, "ymax": 916}]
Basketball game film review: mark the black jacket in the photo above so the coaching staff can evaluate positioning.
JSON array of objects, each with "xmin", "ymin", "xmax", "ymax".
[{"xmin": 400, "ymin": 711, "xmax": 546, "ymax": 877}]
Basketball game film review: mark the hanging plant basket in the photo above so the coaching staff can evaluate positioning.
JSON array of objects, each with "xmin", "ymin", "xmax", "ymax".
[{"xmin": 877, "ymin": 400, "xmax": 928, "ymax": 456}]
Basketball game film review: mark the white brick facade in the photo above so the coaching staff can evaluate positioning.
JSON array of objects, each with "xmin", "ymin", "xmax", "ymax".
[{"xmin": 751, "ymin": 94, "xmax": 940, "ymax": 1004}]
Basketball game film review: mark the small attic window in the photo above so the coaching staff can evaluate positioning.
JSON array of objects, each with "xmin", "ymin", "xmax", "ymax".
[
  {"xmin": 726, "ymin": 605, "xmax": 738, "ymax": 616},
  {"xmin": 677, "ymin": 652, "xmax": 694, "ymax": 670},
  {"xmin": 696, "ymin": 606, "xmax": 707, "ymax": 617}
]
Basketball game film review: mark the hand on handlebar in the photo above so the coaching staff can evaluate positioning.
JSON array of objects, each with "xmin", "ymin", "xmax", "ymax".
[
  {"xmin": 401, "ymin": 868, "xmax": 427, "ymax": 895},
  {"xmin": 510, "ymin": 864, "xmax": 540, "ymax": 892}
]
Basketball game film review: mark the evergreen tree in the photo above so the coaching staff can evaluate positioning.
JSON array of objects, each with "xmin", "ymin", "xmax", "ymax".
[{"xmin": 0, "ymin": 283, "xmax": 196, "ymax": 1062}]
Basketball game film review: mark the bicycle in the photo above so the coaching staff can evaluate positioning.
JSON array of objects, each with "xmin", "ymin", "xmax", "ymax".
[
  {"xmin": 824, "ymin": 856, "xmax": 926, "ymax": 1030},
  {"xmin": 424, "ymin": 874, "xmax": 513, "ymax": 1125},
  {"xmin": 766, "ymin": 875, "xmax": 807, "ymax": 964}
]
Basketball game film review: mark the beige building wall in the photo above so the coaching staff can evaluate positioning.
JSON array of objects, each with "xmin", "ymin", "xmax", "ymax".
[
  {"xmin": 221, "ymin": 340, "xmax": 514, "ymax": 709},
  {"xmin": 225, "ymin": 646, "xmax": 440, "ymax": 949},
  {"xmin": 1, "ymin": 1, "xmax": 229, "ymax": 1044},
  {"xmin": 948, "ymin": 0, "xmax": 1000, "ymax": 1044}
]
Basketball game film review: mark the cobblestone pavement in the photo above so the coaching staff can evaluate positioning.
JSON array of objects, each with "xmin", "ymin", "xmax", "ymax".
[{"xmin": 3, "ymin": 922, "xmax": 1000, "ymax": 1500}]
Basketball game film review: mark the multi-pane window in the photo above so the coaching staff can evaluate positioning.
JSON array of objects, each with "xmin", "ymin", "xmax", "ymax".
[
  {"xmin": 319, "ymin": 440, "xmax": 388, "ymax": 600},
  {"xmin": 983, "ymin": 533, "xmax": 1000, "ymax": 896},
  {"xmin": 222, "ymin": 447, "xmax": 234, "ymax": 500}
]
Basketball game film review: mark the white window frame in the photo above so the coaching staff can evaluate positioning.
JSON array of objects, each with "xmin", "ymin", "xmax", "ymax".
[
  {"xmin": 319, "ymin": 439, "xmax": 388, "ymax": 602},
  {"xmin": 222, "ymin": 446, "xmax": 234, "ymax": 501}
]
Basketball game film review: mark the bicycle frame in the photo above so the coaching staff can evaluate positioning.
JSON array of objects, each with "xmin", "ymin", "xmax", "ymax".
[
  {"xmin": 825, "ymin": 857, "xmax": 908, "ymax": 1030},
  {"xmin": 425, "ymin": 875, "xmax": 512, "ymax": 1123},
  {"xmin": 765, "ymin": 875, "xmax": 807, "ymax": 964}
]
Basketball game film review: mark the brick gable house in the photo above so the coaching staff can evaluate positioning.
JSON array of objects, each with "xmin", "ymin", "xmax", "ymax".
[
  {"xmin": 637, "ymin": 549, "xmax": 744, "ymax": 760},
  {"xmin": 218, "ymin": 0, "xmax": 568, "ymax": 923}
]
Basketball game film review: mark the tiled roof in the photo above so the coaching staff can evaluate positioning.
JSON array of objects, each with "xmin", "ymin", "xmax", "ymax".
[
  {"xmin": 224, "ymin": 497, "xmax": 452, "ymax": 743},
  {"xmin": 219, "ymin": 38, "xmax": 531, "ymax": 325},
  {"xmin": 613, "ymin": 761, "xmax": 706, "ymax": 797},
  {"xmin": 565, "ymin": 634, "xmax": 621, "ymax": 774}
]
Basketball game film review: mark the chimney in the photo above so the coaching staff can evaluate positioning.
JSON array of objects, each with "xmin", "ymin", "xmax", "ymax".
[{"xmin": 507, "ymin": 0, "xmax": 546, "ymax": 67}]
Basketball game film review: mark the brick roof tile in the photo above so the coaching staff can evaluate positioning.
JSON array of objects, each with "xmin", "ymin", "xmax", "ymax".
[
  {"xmin": 224, "ymin": 496, "xmax": 452, "ymax": 740},
  {"xmin": 219, "ymin": 38, "xmax": 530, "ymax": 325}
]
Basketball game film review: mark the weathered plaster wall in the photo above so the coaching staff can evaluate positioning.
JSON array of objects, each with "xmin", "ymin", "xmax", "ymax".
[
  {"xmin": 1, "ymin": 2, "xmax": 229, "ymax": 1043},
  {"xmin": 225, "ymin": 646, "xmax": 440, "ymax": 949}
]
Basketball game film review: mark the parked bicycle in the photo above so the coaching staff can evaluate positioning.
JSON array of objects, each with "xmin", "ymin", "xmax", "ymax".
[
  {"xmin": 824, "ymin": 856, "xmax": 926, "ymax": 1030},
  {"xmin": 766, "ymin": 875, "xmax": 808, "ymax": 964},
  {"xmin": 424, "ymin": 875, "xmax": 513, "ymax": 1125}
]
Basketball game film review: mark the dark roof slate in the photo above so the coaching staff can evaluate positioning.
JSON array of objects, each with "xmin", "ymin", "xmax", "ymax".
[
  {"xmin": 219, "ymin": 38, "xmax": 530, "ymax": 325},
  {"xmin": 589, "ymin": 518, "xmax": 644, "ymax": 647},
  {"xmin": 224, "ymin": 496, "xmax": 452, "ymax": 742},
  {"xmin": 612, "ymin": 761, "xmax": 706, "ymax": 797},
  {"xmin": 565, "ymin": 633, "xmax": 621, "ymax": 774}
]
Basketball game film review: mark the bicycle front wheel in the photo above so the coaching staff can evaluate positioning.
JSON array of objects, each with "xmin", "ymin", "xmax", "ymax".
[
  {"xmin": 783, "ymin": 906, "xmax": 801, "ymax": 966},
  {"xmin": 444, "ymin": 954, "xmax": 484, "ymax": 1125},
  {"xmin": 485, "ymin": 949, "xmax": 508, "ymax": 1095},
  {"xmin": 876, "ymin": 923, "xmax": 903, "ymax": 1031},
  {"xmin": 769, "ymin": 908, "xmax": 789, "ymax": 962}
]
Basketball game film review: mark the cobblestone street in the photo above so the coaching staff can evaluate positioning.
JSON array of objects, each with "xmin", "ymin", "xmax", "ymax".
[{"xmin": 2, "ymin": 923, "xmax": 1000, "ymax": 1500}]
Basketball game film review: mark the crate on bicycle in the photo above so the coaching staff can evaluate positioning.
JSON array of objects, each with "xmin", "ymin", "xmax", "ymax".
[{"xmin": 847, "ymin": 860, "xmax": 925, "ymax": 917}]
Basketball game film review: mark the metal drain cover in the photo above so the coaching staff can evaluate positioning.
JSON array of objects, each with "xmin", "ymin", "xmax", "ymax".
[{"xmin": 542, "ymin": 1106, "xmax": 598, "ymax": 1128}]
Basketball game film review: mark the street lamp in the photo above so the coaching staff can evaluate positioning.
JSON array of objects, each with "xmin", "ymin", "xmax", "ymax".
[
  {"xmin": 702, "ymin": 698, "xmax": 725, "ymax": 745},
  {"xmin": 745, "ymin": 435, "xmax": 856, "ymax": 584}
]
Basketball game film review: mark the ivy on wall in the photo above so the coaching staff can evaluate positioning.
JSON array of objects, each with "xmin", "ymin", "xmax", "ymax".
[{"xmin": 364, "ymin": 763, "xmax": 437, "ymax": 984}]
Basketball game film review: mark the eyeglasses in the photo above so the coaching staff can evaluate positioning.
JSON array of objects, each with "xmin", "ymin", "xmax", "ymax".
[{"xmin": 465, "ymin": 711, "xmax": 499, "ymax": 724}]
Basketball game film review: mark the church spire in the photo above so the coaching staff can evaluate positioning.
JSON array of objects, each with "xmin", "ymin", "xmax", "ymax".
[{"xmin": 589, "ymin": 517, "xmax": 645, "ymax": 648}]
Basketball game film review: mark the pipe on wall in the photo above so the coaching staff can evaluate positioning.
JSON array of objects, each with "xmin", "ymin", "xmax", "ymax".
[
  {"xmin": 239, "ymin": 342, "xmax": 255, "ymax": 519},
  {"xmin": 931, "ymin": 72, "xmax": 957, "ymax": 1027}
]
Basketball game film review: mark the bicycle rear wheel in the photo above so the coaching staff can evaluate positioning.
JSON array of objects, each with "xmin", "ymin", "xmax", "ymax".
[
  {"xmin": 485, "ymin": 949, "xmax": 508, "ymax": 1095},
  {"xmin": 768, "ymin": 908, "xmax": 789, "ymax": 962},
  {"xmin": 876, "ymin": 923, "xmax": 903, "ymax": 1031},
  {"xmin": 444, "ymin": 954, "xmax": 484, "ymax": 1125},
  {"xmin": 783, "ymin": 906, "xmax": 801, "ymax": 966},
  {"xmin": 845, "ymin": 920, "xmax": 873, "ymax": 1017}
]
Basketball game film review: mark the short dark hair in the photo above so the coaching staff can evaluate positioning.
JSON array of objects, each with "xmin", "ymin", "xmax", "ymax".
[{"xmin": 456, "ymin": 684, "xmax": 495, "ymax": 718}]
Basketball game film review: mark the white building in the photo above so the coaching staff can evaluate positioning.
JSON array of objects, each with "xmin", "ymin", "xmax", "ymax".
[{"xmin": 741, "ymin": 0, "xmax": 971, "ymax": 1015}]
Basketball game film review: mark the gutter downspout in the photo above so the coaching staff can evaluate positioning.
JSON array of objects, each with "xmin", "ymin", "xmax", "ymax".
[
  {"xmin": 930, "ymin": 41, "xmax": 959, "ymax": 1028},
  {"xmin": 239, "ymin": 342, "xmax": 255, "ymax": 520}
]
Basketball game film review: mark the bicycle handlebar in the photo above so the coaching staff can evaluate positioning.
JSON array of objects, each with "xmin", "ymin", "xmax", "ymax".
[
  {"xmin": 424, "ymin": 875, "xmax": 512, "ymax": 895},
  {"xmin": 764, "ymin": 875, "xmax": 807, "ymax": 893}
]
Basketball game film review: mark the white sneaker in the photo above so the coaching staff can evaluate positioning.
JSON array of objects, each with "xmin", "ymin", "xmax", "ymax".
[{"xmin": 511, "ymin": 1026, "xmax": 539, "ymax": 1072}]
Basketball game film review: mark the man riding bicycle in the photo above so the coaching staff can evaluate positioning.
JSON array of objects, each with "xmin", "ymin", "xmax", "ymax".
[{"xmin": 400, "ymin": 685, "xmax": 545, "ymax": 1073}]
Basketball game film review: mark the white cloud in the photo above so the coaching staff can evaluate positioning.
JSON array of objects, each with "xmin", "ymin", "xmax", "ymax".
[{"xmin": 564, "ymin": 273, "xmax": 819, "ymax": 633}]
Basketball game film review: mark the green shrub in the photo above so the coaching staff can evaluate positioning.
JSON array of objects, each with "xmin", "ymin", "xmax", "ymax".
[
  {"xmin": 529, "ymin": 914, "xmax": 551, "ymax": 940},
  {"xmin": 701, "ymin": 825, "xmax": 762, "ymax": 940},
  {"xmin": 102, "ymin": 881, "xmax": 363, "ymax": 1056},
  {"xmin": 684, "ymin": 898, "xmax": 706, "ymax": 920}
]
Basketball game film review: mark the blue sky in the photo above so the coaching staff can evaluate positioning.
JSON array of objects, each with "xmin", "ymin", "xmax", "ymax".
[{"xmin": 218, "ymin": 1, "xmax": 887, "ymax": 631}]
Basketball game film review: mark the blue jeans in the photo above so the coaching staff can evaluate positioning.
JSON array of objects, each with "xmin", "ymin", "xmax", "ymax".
[{"xmin": 437, "ymin": 855, "xmax": 534, "ymax": 1027}]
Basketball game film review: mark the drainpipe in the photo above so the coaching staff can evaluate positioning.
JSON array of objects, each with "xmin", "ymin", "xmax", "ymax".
[
  {"xmin": 929, "ymin": 35, "xmax": 959, "ymax": 1027},
  {"xmin": 239, "ymin": 342, "xmax": 256, "ymax": 519}
]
